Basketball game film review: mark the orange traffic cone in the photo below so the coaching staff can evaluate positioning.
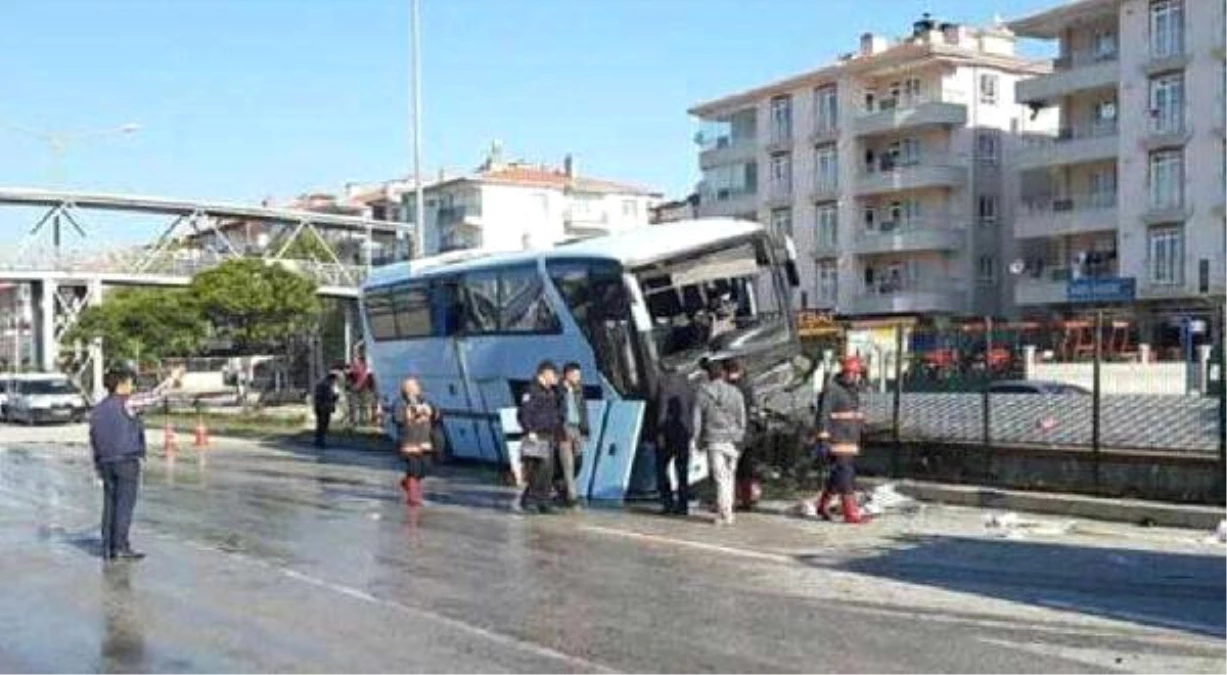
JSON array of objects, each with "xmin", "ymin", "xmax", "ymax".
[
  {"xmin": 194, "ymin": 416, "xmax": 210, "ymax": 449},
  {"xmin": 163, "ymin": 419, "xmax": 179, "ymax": 458}
]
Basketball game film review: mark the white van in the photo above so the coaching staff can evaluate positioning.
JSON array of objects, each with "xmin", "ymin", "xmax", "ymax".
[{"xmin": 1, "ymin": 374, "xmax": 91, "ymax": 425}]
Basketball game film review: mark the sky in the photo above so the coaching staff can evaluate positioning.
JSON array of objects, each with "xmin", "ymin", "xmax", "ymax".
[{"xmin": 0, "ymin": 0, "xmax": 1058, "ymax": 245}]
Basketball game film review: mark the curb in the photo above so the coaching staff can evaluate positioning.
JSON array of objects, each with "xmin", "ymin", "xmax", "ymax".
[{"xmin": 758, "ymin": 478, "xmax": 1225, "ymax": 530}]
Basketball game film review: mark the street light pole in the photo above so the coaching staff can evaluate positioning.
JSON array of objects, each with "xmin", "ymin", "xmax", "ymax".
[{"xmin": 410, "ymin": 0, "xmax": 425, "ymax": 260}]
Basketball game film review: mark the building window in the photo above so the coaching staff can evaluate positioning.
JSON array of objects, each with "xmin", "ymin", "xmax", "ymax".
[
  {"xmin": 770, "ymin": 95, "xmax": 793, "ymax": 143},
  {"xmin": 814, "ymin": 144, "xmax": 838, "ymax": 192},
  {"xmin": 978, "ymin": 195, "xmax": 998, "ymax": 226},
  {"xmin": 817, "ymin": 260, "xmax": 838, "ymax": 305},
  {"xmin": 902, "ymin": 77, "xmax": 922, "ymax": 105},
  {"xmin": 1149, "ymin": 73, "xmax": 1184, "ymax": 134},
  {"xmin": 770, "ymin": 207, "xmax": 793, "ymax": 238},
  {"xmin": 1093, "ymin": 98, "xmax": 1117, "ymax": 135},
  {"xmin": 1150, "ymin": 0, "xmax": 1184, "ymax": 59},
  {"xmin": 1090, "ymin": 168, "xmax": 1117, "ymax": 207},
  {"xmin": 816, "ymin": 205, "xmax": 838, "ymax": 249},
  {"xmin": 976, "ymin": 132, "xmax": 999, "ymax": 164},
  {"xmin": 1093, "ymin": 30, "xmax": 1117, "ymax": 60},
  {"xmin": 979, "ymin": 73, "xmax": 999, "ymax": 105},
  {"xmin": 770, "ymin": 152, "xmax": 792, "ymax": 194},
  {"xmin": 862, "ymin": 205, "xmax": 876, "ymax": 231},
  {"xmin": 1148, "ymin": 226, "xmax": 1184, "ymax": 284},
  {"xmin": 814, "ymin": 85, "xmax": 838, "ymax": 133},
  {"xmin": 977, "ymin": 255, "xmax": 998, "ymax": 284},
  {"xmin": 1149, "ymin": 149, "xmax": 1183, "ymax": 209}
]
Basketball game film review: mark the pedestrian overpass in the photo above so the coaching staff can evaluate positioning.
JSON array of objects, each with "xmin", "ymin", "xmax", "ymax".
[{"xmin": 0, "ymin": 187, "xmax": 402, "ymax": 394}]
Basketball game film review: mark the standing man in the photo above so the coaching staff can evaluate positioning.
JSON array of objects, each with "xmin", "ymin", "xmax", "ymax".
[
  {"xmin": 725, "ymin": 360, "xmax": 760, "ymax": 510},
  {"xmin": 556, "ymin": 362, "xmax": 589, "ymax": 509},
  {"xmin": 654, "ymin": 363, "xmax": 696, "ymax": 515},
  {"xmin": 346, "ymin": 347, "xmax": 372, "ymax": 427},
  {"xmin": 90, "ymin": 367, "xmax": 148, "ymax": 561},
  {"xmin": 516, "ymin": 361, "xmax": 561, "ymax": 514},
  {"xmin": 313, "ymin": 372, "xmax": 340, "ymax": 449},
  {"xmin": 813, "ymin": 355, "xmax": 870, "ymax": 524},
  {"xmin": 693, "ymin": 359, "xmax": 746, "ymax": 526}
]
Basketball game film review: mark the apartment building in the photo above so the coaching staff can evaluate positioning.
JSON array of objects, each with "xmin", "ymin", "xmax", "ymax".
[
  {"xmin": 690, "ymin": 15, "xmax": 1053, "ymax": 320},
  {"xmin": 410, "ymin": 146, "xmax": 661, "ymax": 255},
  {"xmin": 1009, "ymin": 0, "xmax": 1225, "ymax": 345}
]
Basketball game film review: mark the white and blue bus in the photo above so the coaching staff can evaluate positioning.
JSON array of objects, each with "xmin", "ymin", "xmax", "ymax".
[{"xmin": 358, "ymin": 218, "xmax": 806, "ymax": 494}]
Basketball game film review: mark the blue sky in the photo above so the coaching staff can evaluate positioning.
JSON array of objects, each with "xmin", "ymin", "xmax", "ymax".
[{"xmin": 0, "ymin": 0, "xmax": 1057, "ymax": 244}]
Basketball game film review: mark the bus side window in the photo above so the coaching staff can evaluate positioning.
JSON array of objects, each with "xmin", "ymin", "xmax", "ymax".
[
  {"xmin": 460, "ymin": 272, "xmax": 500, "ymax": 334},
  {"xmin": 364, "ymin": 288, "xmax": 399, "ymax": 341},
  {"xmin": 430, "ymin": 278, "xmax": 463, "ymax": 337},
  {"xmin": 501, "ymin": 265, "xmax": 561, "ymax": 334},
  {"xmin": 547, "ymin": 259, "xmax": 639, "ymax": 396}
]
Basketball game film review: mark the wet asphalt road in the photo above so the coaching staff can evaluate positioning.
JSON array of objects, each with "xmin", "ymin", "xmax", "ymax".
[{"xmin": 0, "ymin": 426, "xmax": 1224, "ymax": 673}]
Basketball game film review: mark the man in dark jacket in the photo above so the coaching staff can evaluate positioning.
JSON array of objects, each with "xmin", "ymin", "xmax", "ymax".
[
  {"xmin": 654, "ymin": 363, "xmax": 697, "ymax": 515},
  {"xmin": 313, "ymin": 373, "xmax": 340, "ymax": 449},
  {"xmin": 516, "ymin": 361, "xmax": 561, "ymax": 514},
  {"xmin": 90, "ymin": 367, "xmax": 148, "ymax": 561},
  {"xmin": 556, "ymin": 362, "xmax": 590, "ymax": 508},
  {"xmin": 814, "ymin": 355, "xmax": 869, "ymax": 524}
]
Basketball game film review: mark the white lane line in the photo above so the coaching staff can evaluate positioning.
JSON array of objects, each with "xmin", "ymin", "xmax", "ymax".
[{"xmin": 577, "ymin": 524, "xmax": 794, "ymax": 564}]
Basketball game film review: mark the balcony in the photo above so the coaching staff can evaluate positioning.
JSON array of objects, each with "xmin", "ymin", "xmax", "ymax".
[
  {"xmin": 1016, "ymin": 121, "xmax": 1118, "ymax": 169},
  {"xmin": 813, "ymin": 234, "xmax": 840, "ymax": 258},
  {"xmin": 1016, "ymin": 51, "xmax": 1118, "ymax": 104},
  {"xmin": 848, "ymin": 281, "xmax": 966, "ymax": 315},
  {"xmin": 437, "ymin": 206, "xmax": 482, "ymax": 233},
  {"xmin": 853, "ymin": 92, "xmax": 968, "ymax": 137},
  {"xmin": 698, "ymin": 188, "xmax": 757, "ymax": 218},
  {"xmin": 810, "ymin": 177, "xmax": 839, "ymax": 202},
  {"xmin": 854, "ymin": 157, "xmax": 967, "ymax": 197},
  {"xmin": 1145, "ymin": 40, "xmax": 1189, "ymax": 75},
  {"xmin": 853, "ymin": 218, "xmax": 965, "ymax": 255},
  {"xmin": 1015, "ymin": 193, "xmax": 1118, "ymax": 239},
  {"xmin": 1014, "ymin": 277, "xmax": 1067, "ymax": 306},
  {"xmin": 699, "ymin": 140, "xmax": 757, "ymax": 169},
  {"xmin": 810, "ymin": 121, "xmax": 839, "ymax": 144},
  {"xmin": 1144, "ymin": 114, "xmax": 1192, "ymax": 150},
  {"xmin": 765, "ymin": 179, "xmax": 793, "ymax": 207},
  {"xmin": 563, "ymin": 209, "xmax": 611, "ymax": 237}
]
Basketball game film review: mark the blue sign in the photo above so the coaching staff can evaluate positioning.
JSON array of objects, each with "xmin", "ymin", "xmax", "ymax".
[{"xmin": 1066, "ymin": 277, "xmax": 1136, "ymax": 303}]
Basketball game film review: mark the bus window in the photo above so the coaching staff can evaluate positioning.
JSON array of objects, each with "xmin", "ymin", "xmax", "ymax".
[
  {"xmin": 460, "ymin": 272, "xmax": 500, "ymax": 333},
  {"xmin": 501, "ymin": 266, "xmax": 561, "ymax": 333},
  {"xmin": 364, "ymin": 288, "xmax": 399, "ymax": 341},
  {"xmin": 430, "ymin": 277, "xmax": 463, "ymax": 337},
  {"xmin": 394, "ymin": 284, "xmax": 432, "ymax": 338},
  {"xmin": 547, "ymin": 260, "xmax": 641, "ymax": 396}
]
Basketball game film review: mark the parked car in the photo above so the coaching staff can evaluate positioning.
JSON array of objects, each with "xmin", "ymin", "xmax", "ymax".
[
  {"xmin": 986, "ymin": 380, "xmax": 1091, "ymax": 395},
  {"xmin": 2, "ymin": 374, "xmax": 91, "ymax": 425}
]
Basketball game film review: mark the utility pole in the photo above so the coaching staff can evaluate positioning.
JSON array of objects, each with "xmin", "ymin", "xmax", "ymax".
[{"xmin": 411, "ymin": 0, "xmax": 425, "ymax": 260}]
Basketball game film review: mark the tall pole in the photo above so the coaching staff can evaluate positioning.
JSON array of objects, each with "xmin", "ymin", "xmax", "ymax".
[{"xmin": 411, "ymin": 0, "xmax": 425, "ymax": 260}]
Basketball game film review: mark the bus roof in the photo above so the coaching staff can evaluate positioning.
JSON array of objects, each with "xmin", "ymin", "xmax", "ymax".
[{"xmin": 363, "ymin": 217, "xmax": 764, "ymax": 288}]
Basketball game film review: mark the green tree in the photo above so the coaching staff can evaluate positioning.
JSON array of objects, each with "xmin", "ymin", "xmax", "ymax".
[
  {"xmin": 190, "ymin": 258, "xmax": 321, "ymax": 353},
  {"xmin": 62, "ymin": 288, "xmax": 207, "ymax": 365}
]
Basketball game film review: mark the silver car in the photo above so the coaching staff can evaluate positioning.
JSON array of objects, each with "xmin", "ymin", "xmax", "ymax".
[{"xmin": 2, "ymin": 375, "xmax": 90, "ymax": 425}]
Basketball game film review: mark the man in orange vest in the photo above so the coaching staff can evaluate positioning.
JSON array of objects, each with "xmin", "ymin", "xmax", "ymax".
[{"xmin": 813, "ymin": 355, "xmax": 870, "ymax": 524}]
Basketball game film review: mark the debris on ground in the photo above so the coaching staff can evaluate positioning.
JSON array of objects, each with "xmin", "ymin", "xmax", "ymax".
[
  {"xmin": 861, "ymin": 483, "xmax": 919, "ymax": 517},
  {"xmin": 1202, "ymin": 519, "xmax": 1227, "ymax": 545},
  {"xmin": 983, "ymin": 511, "xmax": 1075, "ymax": 539}
]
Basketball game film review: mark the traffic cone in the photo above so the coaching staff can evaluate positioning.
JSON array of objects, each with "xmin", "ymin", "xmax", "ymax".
[
  {"xmin": 194, "ymin": 415, "xmax": 210, "ymax": 449},
  {"xmin": 163, "ymin": 419, "xmax": 179, "ymax": 458}
]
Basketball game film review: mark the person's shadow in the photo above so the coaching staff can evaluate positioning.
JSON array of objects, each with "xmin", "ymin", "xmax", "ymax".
[{"xmin": 98, "ymin": 563, "xmax": 150, "ymax": 674}]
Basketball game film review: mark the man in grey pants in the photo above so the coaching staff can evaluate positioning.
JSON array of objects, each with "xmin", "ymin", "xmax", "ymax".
[
  {"xmin": 556, "ymin": 362, "xmax": 589, "ymax": 509},
  {"xmin": 693, "ymin": 359, "xmax": 746, "ymax": 526}
]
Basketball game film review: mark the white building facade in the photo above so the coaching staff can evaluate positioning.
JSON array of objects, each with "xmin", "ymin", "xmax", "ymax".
[
  {"xmin": 408, "ymin": 153, "xmax": 661, "ymax": 256},
  {"xmin": 690, "ymin": 16, "xmax": 1053, "ymax": 319},
  {"xmin": 1009, "ymin": 0, "xmax": 1225, "ymax": 344}
]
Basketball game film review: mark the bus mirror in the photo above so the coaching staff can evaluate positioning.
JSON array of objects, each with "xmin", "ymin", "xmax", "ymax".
[
  {"xmin": 782, "ymin": 236, "xmax": 801, "ymax": 288},
  {"xmin": 791, "ymin": 354, "xmax": 815, "ymax": 380}
]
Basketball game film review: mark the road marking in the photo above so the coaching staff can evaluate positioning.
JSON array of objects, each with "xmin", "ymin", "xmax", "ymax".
[{"xmin": 577, "ymin": 524, "xmax": 794, "ymax": 564}]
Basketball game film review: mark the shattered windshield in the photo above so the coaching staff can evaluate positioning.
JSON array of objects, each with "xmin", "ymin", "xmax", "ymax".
[{"xmin": 634, "ymin": 237, "xmax": 790, "ymax": 369}]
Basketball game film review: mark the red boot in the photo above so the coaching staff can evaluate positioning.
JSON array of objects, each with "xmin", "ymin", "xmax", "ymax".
[
  {"xmin": 814, "ymin": 490, "xmax": 834, "ymax": 521},
  {"xmin": 841, "ymin": 493, "xmax": 871, "ymax": 524},
  {"xmin": 407, "ymin": 477, "xmax": 425, "ymax": 507}
]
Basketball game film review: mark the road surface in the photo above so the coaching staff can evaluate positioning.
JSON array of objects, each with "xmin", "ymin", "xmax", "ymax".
[{"xmin": 0, "ymin": 425, "xmax": 1223, "ymax": 673}]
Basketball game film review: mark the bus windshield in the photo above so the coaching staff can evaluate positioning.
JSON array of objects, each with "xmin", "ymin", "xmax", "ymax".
[{"xmin": 634, "ymin": 237, "xmax": 791, "ymax": 369}]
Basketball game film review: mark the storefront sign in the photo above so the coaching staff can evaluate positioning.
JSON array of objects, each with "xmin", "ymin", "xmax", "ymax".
[
  {"xmin": 1067, "ymin": 277, "xmax": 1136, "ymax": 303},
  {"xmin": 796, "ymin": 310, "xmax": 840, "ymax": 337}
]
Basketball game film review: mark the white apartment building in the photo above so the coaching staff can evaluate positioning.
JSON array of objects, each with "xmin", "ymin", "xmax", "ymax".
[
  {"xmin": 408, "ymin": 147, "xmax": 661, "ymax": 255},
  {"xmin": 1009, "ymin": 0, "xmax": 1225, "ymax": 346},
  {"xmin": 690, "ymin": 15, "xmax": 1053, "ymax": 319}
]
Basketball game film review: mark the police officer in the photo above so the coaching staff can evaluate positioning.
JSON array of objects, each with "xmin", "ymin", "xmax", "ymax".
[
  {"xmin": 516, "ymin": 361, "xmax": 562, "ymax": 514},
  {"xmin": 90, "ymin": 366, "xmax": 148, "ymax": 561},
  {"xmin": 813, "ymin": 356, "xmax": 870, "ymax": 524}
]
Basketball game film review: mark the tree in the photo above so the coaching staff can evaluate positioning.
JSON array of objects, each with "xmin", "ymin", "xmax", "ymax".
[
  {"xmin": 190, "ymin": 258, "xmax": 321, "ymax": 353},
  {"xmin": 62, "ymin": 288, "xmax": 207, "ymax": 366}
]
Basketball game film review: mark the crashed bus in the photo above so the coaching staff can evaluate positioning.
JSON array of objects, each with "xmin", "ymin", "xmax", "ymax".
[{"xmin": 358, "ymin": 218, "xmax": 810, "ymax": 498}]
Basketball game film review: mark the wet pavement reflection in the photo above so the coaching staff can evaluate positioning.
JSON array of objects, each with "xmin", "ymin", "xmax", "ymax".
[{"xmin": 0, "ymin": 438, "xmax": 1222, "ymax": 673}]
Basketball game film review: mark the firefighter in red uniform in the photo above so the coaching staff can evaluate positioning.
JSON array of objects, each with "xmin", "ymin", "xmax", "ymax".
[{"xmin": 813, "ymin": 355, "xmax": 870, "ymax": 524}]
